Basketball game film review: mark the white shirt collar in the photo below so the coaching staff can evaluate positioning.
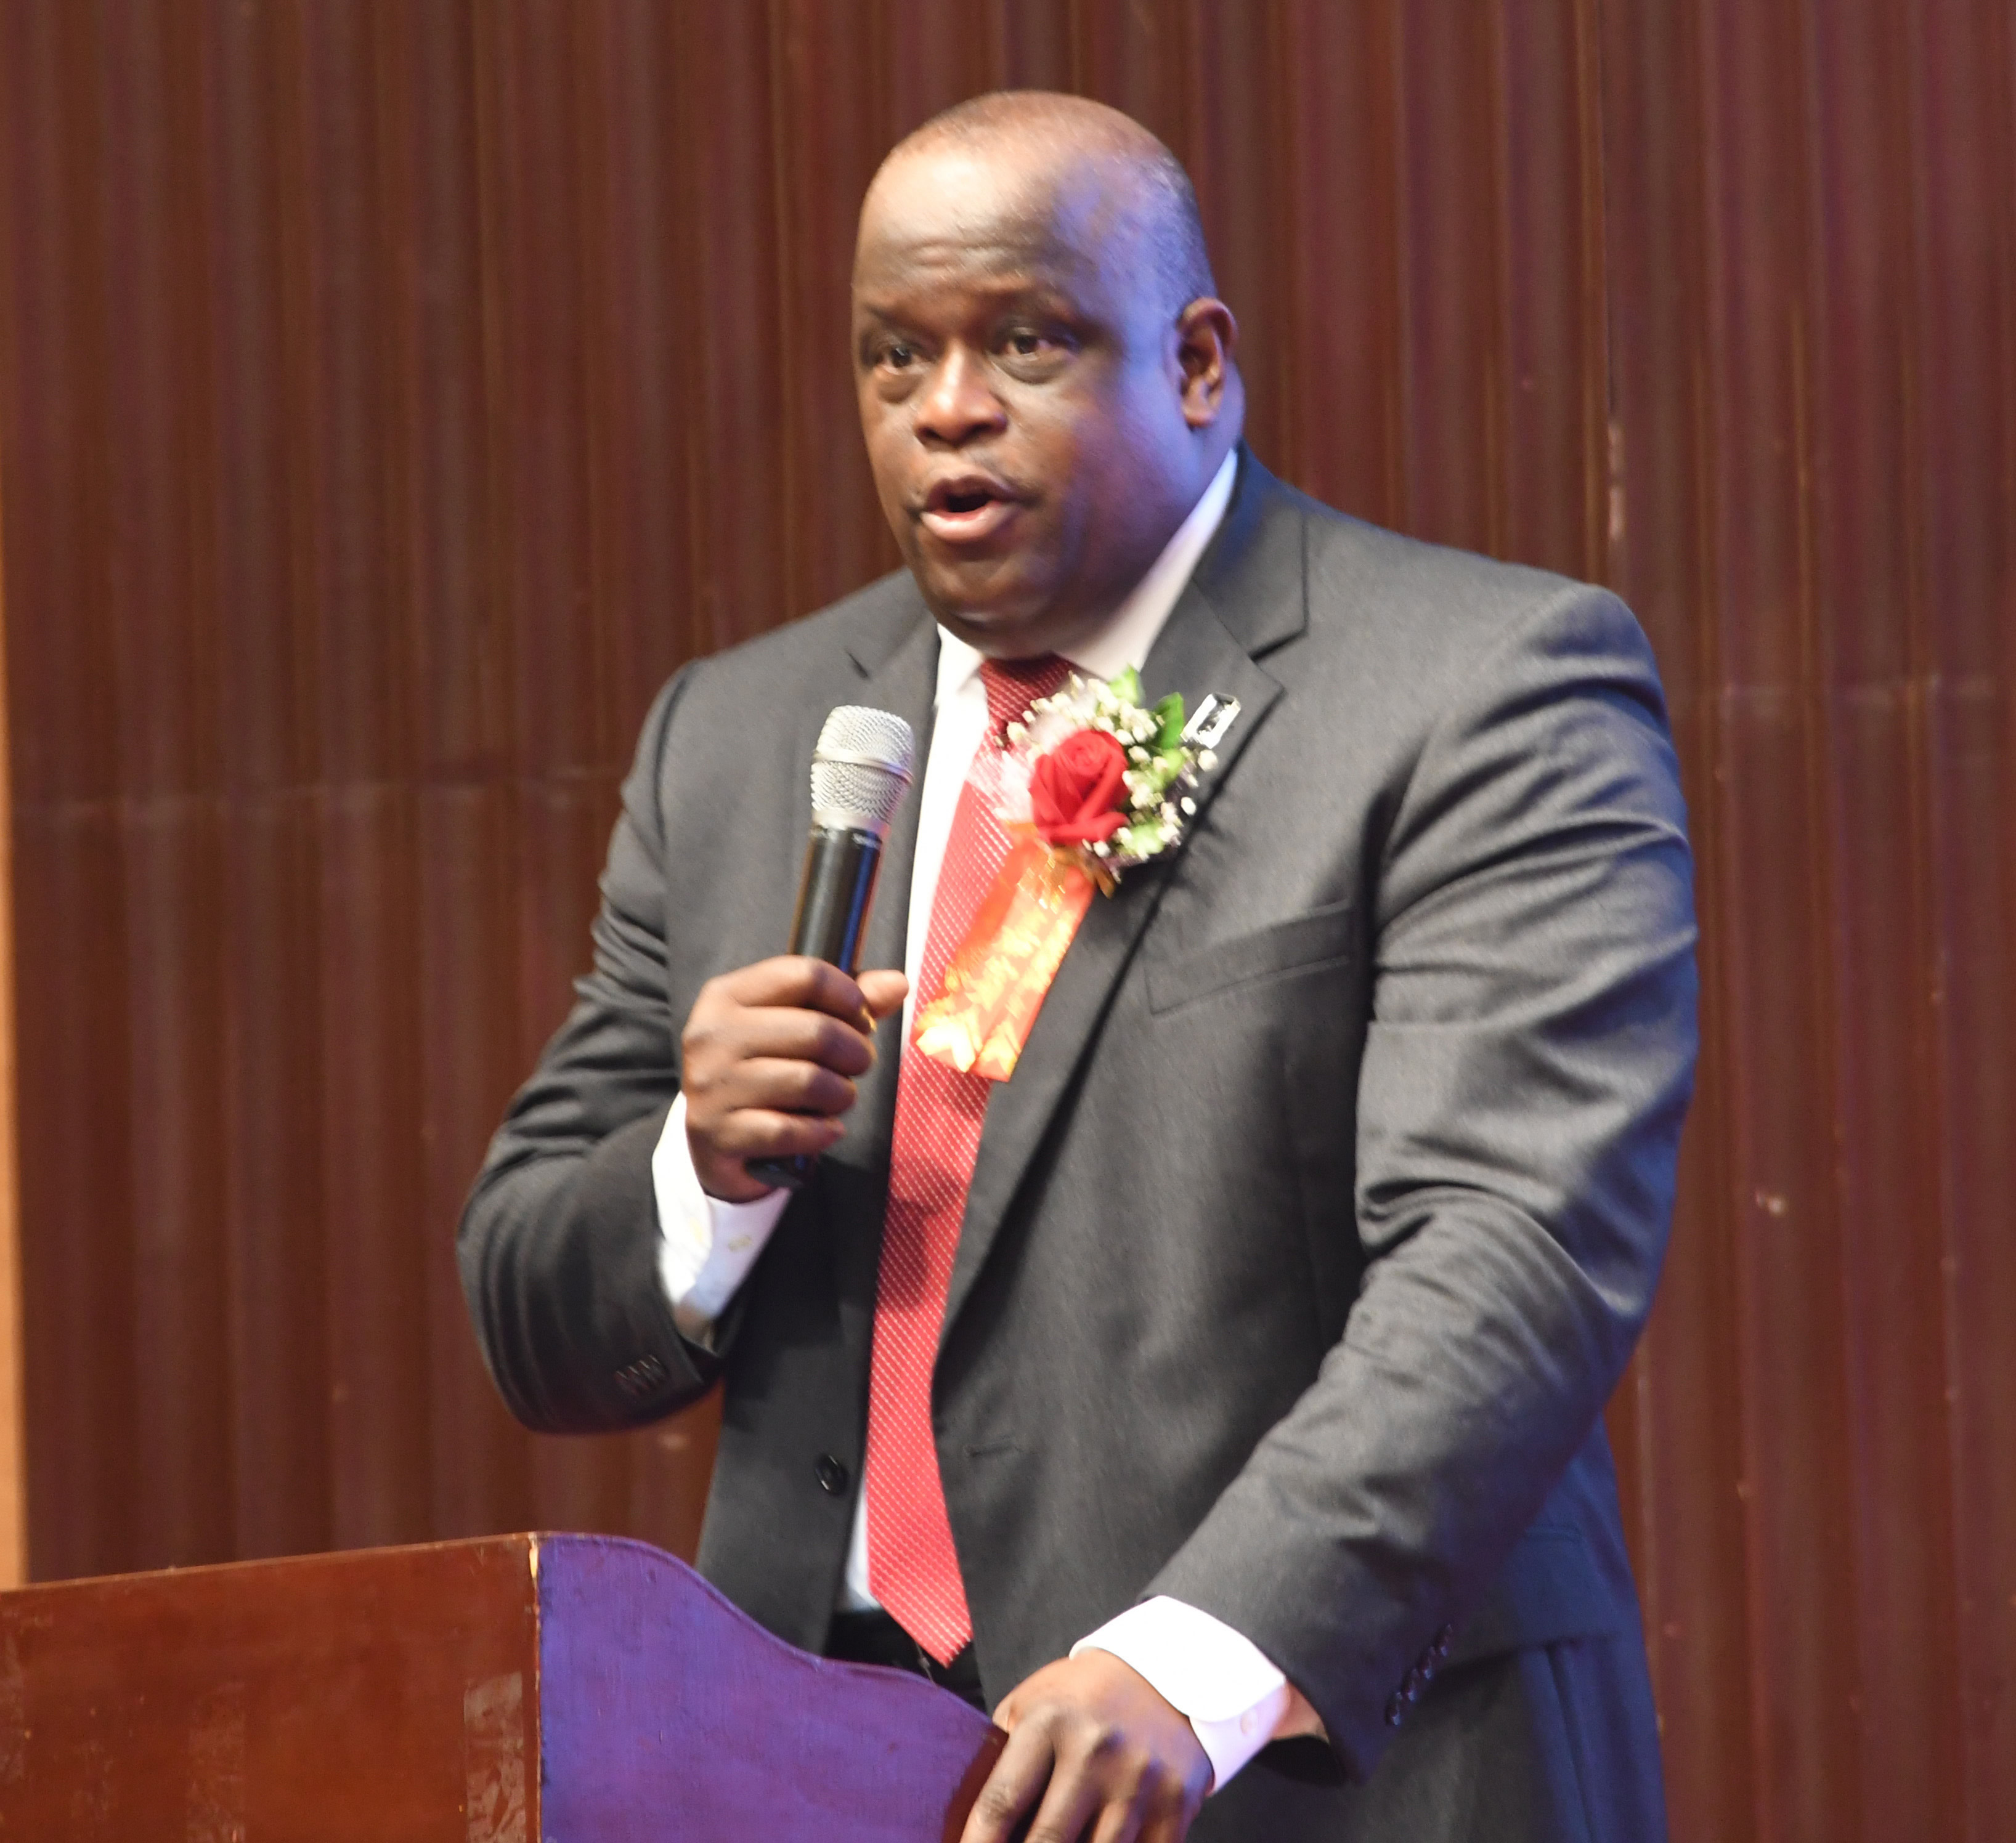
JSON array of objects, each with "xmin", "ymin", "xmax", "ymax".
[{"xmin": 932, "ymin": 448, "xmax": 1238, "ymax": 708}]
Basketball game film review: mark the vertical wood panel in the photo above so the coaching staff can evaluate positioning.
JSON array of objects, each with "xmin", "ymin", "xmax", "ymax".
[
  {"xmin": 201, "ymin": 0, "xmax": 336, "ymax": 1563},
  {"xmin": 0, "ymin": 302, "xmax": 19, "ymax": 1591},
  {"xmin": 1911, "ymin": 7, "xmax": 2016, "ymax": 1836},
  {"xmin": 0, "ymin": 5, "xmax": 2009, "ymax": 1836},
  {"xmin": 1596, "ymin": 5, "xmax": 1758, "ymax": 1837},
  {"xmin": 1806, "ymin": 6, "xmax": 1965, "ymax": 1836},
  {"xmin": 1274, "ymin": 0, "xmax": 1404, "ymax": 525},
  {"xmin": 1705, "ymin": 2, "xmax": 1868, "ymax": 1837},
  {"xmin": 771, "ymin": 0, "xmax": 905, "ymax": 623},
  {"xmin": 1396, "ymin": 4, "xmax": 1508, "ymax": 553},
  {"xmin": 4, "ymin": 0, "xmax": 144, "ymax": 1585},
  {"xmin": 1497, "ymin": 0, "xmax": 1608, "ymax": 581}
]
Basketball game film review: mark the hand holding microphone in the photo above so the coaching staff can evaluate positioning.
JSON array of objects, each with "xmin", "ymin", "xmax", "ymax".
[{"xmin": 679, "ymin": 708, "xmax": 914, "ymax": 1201}]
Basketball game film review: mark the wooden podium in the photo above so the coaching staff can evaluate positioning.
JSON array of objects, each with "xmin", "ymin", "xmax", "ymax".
[{"xmin": 0, "ymin": 1533, "xmax": 1004, "ymax": 1840}]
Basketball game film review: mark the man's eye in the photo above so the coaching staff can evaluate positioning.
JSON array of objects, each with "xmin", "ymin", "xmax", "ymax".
[
  {"xmin": 880, "ymin": 341, "xmax": 917, "ymax": 368},
  {"xmin": 1005, "ymin": 330, "xmax": 1047, "ymax": 357}
]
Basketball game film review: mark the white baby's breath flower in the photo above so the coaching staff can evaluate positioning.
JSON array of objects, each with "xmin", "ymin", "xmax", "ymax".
[
  {"xmin": 1198, "ymin": 748, "xmax": 1219, "ymax": 771},
  {"xmin": 1181, "ymin": 796, "xmax": 1197, "ymax": 815}
]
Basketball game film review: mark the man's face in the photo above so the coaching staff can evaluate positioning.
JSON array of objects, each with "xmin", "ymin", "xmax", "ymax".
[{"xmin": 852, "ymin": 145, "xmax": 1221, "ymax": 658}]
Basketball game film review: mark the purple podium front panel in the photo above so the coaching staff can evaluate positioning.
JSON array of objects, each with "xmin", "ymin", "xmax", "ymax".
[{"xmin": 535, "ymin": 1535, "xmax": 1003, "ymax": 1841}]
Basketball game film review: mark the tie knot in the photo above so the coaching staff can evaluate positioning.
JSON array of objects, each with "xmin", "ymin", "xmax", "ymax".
[{"xmin": 978, "ymin": 654, "xmax": 1073, "ymax": 739}]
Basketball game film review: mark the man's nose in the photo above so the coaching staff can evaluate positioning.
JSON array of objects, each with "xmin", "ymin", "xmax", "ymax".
[{"xmin": 912, "ymin": 347, "xmax": 1006, "ymax": 446}]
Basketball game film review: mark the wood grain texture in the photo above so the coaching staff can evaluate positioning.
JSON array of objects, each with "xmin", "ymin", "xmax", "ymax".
[
  {"xmin": 0, "ymin": 1531, "xmax": 1000, "ymax": 1841},
  {"xmin": 0, "ymin": 4, "xmax": 2009, "ymax": 1836},
  {"xmin": 0, "ymin": 1533, "xmax": 543, "ymax": 1840},
  {"xmin": 0, "ymin": 320, "xmax": 18, "ymax": 1592}
]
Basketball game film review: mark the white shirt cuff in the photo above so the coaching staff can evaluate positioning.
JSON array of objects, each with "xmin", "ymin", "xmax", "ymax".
[
  {"xmin": 652, "ymin": 1094, "xmax": 792, "ymax": 1340},
  {"xmin": 1071, "ymin": 1597, "xmax": 1295, "ymax": 1793}
]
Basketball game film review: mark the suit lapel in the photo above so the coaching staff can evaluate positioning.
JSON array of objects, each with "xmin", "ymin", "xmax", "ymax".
[{"xmin": 940, "ymin": 455, "xmax": 1307, "ymax": 1349}]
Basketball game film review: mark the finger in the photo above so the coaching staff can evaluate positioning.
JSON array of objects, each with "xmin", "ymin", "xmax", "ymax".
[
  {"xmin": 695, "ymin": 1007, "xmax": 877, "ymax": 1079},
  {"xmin": 1089, "ymin": 1799, "xmax": 1147, "ymax": 1843},
  {"xmin": 1020, "ymin": 1752, "xmax": 1106, "ymax": 1843},
  {"xmin": 857, "ymin": 968, "xmax": 909, "ymax": 1019},
  {"xmin": 961, "ymin": 1722, "xmax": 1057, "ymax": 1843},
  {"xmin": 704, "ymin": 1108, "xmax": 847, "ymax": 1162},
  {"xmin": 747, "ymin": 1007, "xmax": 879, "ymax": 1074},
  {"xmin": 702, "ymin": 1056, "xmax": 858, "ymax": 1121},
  {"xmin": 723, "ymin": 956, "xmax": 874, "ymax": 1023}
]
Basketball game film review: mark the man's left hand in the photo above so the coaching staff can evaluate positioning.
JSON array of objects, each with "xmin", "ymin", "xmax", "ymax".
[{"xmin": 961, "ymin": 1650, "xmax": 1212, "ymax": 1843}]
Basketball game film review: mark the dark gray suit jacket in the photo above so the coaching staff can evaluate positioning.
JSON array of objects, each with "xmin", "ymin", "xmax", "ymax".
[{"xmin": 460, "ymin": 453, "xmax": 1696, "ymax": 1837}]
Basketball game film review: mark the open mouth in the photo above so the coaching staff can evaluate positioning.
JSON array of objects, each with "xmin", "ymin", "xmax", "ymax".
[{"xmin": 920, "ymin": 475, "xmax": 1021, "ymax": 543}]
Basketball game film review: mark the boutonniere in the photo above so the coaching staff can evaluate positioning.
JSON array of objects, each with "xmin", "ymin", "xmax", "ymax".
[
  {"xmin": 914, "ymin": 668, "xmax": 1239, "ymax": 1082},
  {"xmin": 999, "ymin": 666, "xmax": 1215, "ymax": 894}
]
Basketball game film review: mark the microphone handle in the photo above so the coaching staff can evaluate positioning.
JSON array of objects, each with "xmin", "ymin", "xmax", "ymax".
[
  {"xmin": 786, "ymin": 825, "xmax": 884, "ymax": 966},
  {"xmin": 746, "ymin": 825, "xmax": 885, "ymax": 1191}
]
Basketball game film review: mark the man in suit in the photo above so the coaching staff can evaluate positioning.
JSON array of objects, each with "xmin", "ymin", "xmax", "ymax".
[{"xmin": 460, "ymin": 92, "xmax": 1696, "ymax": 1842}]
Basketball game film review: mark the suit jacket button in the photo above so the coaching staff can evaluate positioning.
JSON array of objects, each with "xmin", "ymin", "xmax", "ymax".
[
  {"xmin": 1384, "ymin": 1692, "xmax": 1406, "ymax": 1728},
  {"xmin": 815, "ymin": 1454, "xmax": 851, "ymax": 1496},
  {"xmin": 1431, "ymin": 1623, "xmax": 1455, "ymax": 1658}
]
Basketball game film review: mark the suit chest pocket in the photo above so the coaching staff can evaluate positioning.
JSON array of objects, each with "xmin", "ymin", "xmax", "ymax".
[{"xmin": 1144, "ymin": 900, "xmax": 1356, "ymax": 1015}]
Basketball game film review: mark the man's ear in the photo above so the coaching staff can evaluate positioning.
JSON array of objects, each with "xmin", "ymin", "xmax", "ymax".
[{"xmin": 1174, "ymin": 298, "xmax": 1238, "ymax": 428}]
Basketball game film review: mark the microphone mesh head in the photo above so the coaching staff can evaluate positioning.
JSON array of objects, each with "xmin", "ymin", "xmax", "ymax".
[{"xmin": 810, "ymin": 705, "xmax": 915, "ymax": 836}]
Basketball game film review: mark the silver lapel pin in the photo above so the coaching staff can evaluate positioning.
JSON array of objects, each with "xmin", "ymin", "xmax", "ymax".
[{"xmin": 1182, "ymin": 694, "xmax": 1242, "ymax": 751}]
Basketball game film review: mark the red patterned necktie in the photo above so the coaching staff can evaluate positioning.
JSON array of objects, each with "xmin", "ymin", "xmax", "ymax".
[{"xmin": 865, "ymin": 652, "xmax": 1072, "ymax": 1663}]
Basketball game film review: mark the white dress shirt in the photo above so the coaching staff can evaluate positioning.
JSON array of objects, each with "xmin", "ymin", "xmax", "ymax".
[{"xmin": 652, "ymin": 451, "xmax": 1315, "ymax": 1788}]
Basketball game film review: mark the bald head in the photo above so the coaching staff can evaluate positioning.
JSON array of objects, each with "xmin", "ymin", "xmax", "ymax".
[
  {"xmin": 850, "ymin": 91, "xmax": 1242, "ymax": 658},
  {"xmin": 882, "ymin": 92, "xmax": 1216, "ymax": 319}
]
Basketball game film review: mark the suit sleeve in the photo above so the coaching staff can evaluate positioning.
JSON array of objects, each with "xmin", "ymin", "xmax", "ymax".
[
  {"xmin": 457, "ymin": 668, "xmax": 717, "ymax": 1432},
  {"xmin": 1145, "ymin": 582, "xmax": 1698, "ymax": 1776}
]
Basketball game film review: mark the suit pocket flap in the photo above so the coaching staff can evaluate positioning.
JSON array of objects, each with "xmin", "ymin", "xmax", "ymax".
[{"xmin": 1145, "ymin": 901, "xmax": 1355, "ymax": 1014}]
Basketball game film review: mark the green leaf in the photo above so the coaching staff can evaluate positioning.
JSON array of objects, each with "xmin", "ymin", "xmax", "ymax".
[
  {"xmin": 1108, "ymin": 665, "xmax": 1142, "ymax": 707},
  {"xmin": 1117, "ymin": 817, "xmax": 1164, "ymax": 859},
  {"xmin": 1152, "ymin": 692, "xmax": 1185, "ymax": 750}
]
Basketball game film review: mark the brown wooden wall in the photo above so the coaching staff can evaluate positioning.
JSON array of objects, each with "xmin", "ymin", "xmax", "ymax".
[{"xmin": 0, "ymin": 4, "xmax": 2010, "ymax": 1838}]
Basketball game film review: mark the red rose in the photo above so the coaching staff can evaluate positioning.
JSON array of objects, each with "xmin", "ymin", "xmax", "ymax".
[{"xmin": 1030, "ymin": 729, "xmax": 1129, "ymax": 846}]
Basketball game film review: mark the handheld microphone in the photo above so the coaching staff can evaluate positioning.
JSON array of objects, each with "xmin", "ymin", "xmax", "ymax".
[{"xmin": 746, "ymin": 705, "xmax": 916, "ymax": 1191}]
